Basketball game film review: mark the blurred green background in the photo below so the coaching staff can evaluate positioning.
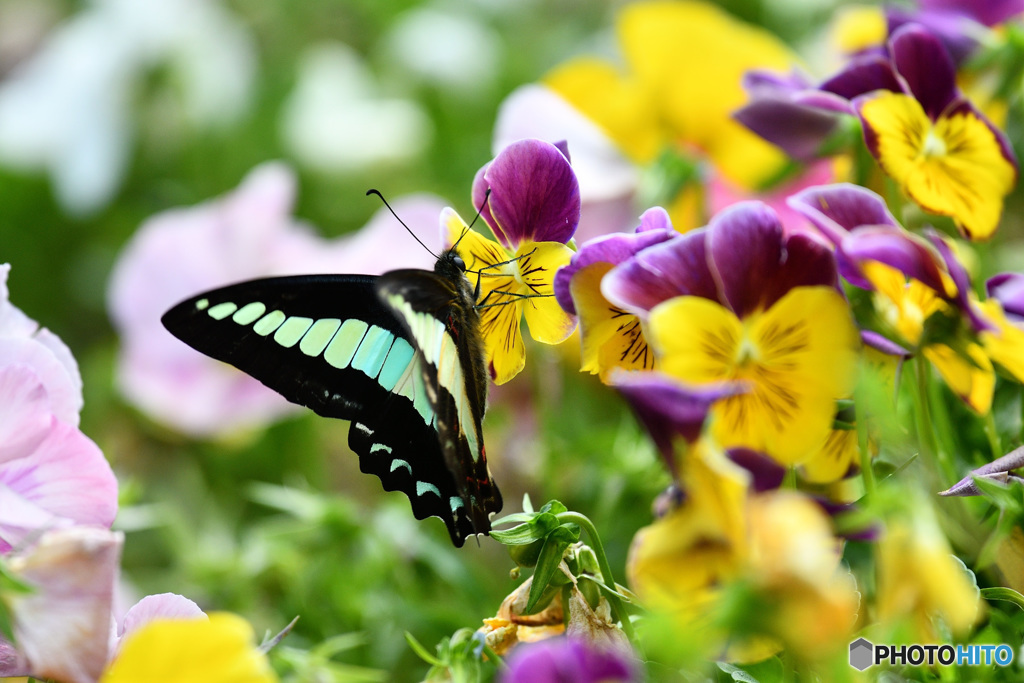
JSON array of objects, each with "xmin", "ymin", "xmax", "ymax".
[{"xmin": 0, "ymin": 1, "xmax": 927, "ymax": 680}]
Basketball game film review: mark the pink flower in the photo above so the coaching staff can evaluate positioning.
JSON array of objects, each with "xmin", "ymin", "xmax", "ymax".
[
  {"xmin": 0, "ymin": 266, "xmax": 118, "ymax": 554},
  {"xmin": 107, "ymin": 161, "xmax": 448, "ymax": 437}
]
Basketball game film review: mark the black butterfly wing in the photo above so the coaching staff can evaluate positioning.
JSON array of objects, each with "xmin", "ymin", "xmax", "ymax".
[
  {"xmin": 377, "ymin": 260, "xmax": 502, "ymax": 538},
  {"xmin": 161, "ymin": 274, "xmax": 483, "ymax": 546}
]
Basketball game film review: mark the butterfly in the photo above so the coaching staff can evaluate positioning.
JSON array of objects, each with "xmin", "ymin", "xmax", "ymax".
[{"xmin": 161, "ymin": 235, "xmax": 502, "ymax": 547}]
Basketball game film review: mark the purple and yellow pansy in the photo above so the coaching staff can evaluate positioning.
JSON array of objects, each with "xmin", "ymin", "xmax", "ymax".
[{"xmin": 445, "ymin": 139, "xmax": 580, "ymax": 385}]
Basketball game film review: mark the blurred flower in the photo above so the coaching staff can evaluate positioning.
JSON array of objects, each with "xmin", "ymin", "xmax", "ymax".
[
  {"xmin": 553, "ymin": 207, "xmax": 674, "ymax": 381},
  {"xmin": 875, "ymin": 493, "xmax": 982, "ymax": 641},
  {"xmin": 605, "ymin": 202, "xmax": 859, "ymax": 466},
  {"xmin": 0, "ymin": 527, "xmax": 123, "ymax": 683},
  {"xmin": 384, "ymin": 7, "xmax": 500, "ymax": 95},
  {"xmin": 446, "ymin": 139, "xmax": 579, "ymax": 384},
  {"xmin": 0, "ymin": 265, "xmax": 117, "ymax": 554},
  {"xmin": 0, "ymin": 263, "xmax": 82, "ymax": 426},
  {"xmin": 280, "ymin": 43, "xmax": 431, "ymax": 173},
  {"xmin": 495, "ymin": 0, "xmax": 811, "ymax": 237},
  {"xmin": 107, "ymin": 162, "xmax": 447, "ymax": 436},
  {"xmin": 0, "ymin": 0, "xmax": 255, "ymax": 215},
  {"xmin": 101, "ymin": 612, "xmax": 277, "ymax": 683},
  {"xmin": 788, "ymin": 183, "xmax": 1022, "ymax": 414},
  {"xmin": 112, "ymin": 593, "xmax": 205, "ymax": 657},
  {"xmin": 499, "ymin": 637, "xmax": 639, "ymax": 683},
  {"xmin": 854, "ymin": 25, "xmax": 1017, "ymax": 240}
]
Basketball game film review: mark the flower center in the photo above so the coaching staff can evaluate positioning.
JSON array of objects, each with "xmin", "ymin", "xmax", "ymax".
[{"xmin": 921, "ymin": 127, "xmax": 947, "ymax": 159}]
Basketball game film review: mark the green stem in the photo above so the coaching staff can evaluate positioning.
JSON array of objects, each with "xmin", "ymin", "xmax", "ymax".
[
  {"xmin": 984, "ymin": 410, "xmax": 1003, "ymax": 460},
  {"xmin": 854, "ymin": 384, "xmax": 876, "ymax": 498},
  {"xmin": 556, "ymin": 511, "xmax": 637, "ymax": 645},
  {"xmin": 914, "ymin": 359, "xmax": 956, "ymax": 485}
]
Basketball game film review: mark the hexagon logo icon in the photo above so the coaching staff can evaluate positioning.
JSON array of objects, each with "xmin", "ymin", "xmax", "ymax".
[{"xmin": 849, "ymin": 638, "xmax": 874, "ymax": 671}]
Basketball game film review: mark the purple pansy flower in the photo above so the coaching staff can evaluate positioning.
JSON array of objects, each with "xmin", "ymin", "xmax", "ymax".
[
  {"xmin": 889, "ymin": 0, "xmax": 1024, "ymax": 64},
  {"xmin": 941, "ymin": 443, "xmax": 1024, "ymax": 497},
  {"xmin": 551, "ymin": 207, "xmax": 674, "ymax": 382},
  {"xmin": 987, "ymin": 273, "xmax": 1024, "ymax": 324},
  {"xmin": 444, "ymin": 139, "xmax": 580, "ymax": 385},
  {"xmin": 471, "ymin": 138, "xmax": 580, "ymax": 249},
  {"xmin": 499, "ymin": 638, "xmax": 639, "ymax": 683},
  {"xmin": 603, "ymin": 202, "xmax": 839, "ymax": 318}
]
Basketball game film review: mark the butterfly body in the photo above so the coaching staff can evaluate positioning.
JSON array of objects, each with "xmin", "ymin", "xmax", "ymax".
[{"xmin": 161, "ymin": 248, "xmax": 501, "ymax": 546}]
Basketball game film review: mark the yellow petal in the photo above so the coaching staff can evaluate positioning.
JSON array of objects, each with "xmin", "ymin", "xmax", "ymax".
[
  {"xmin": 518, "ymin": 241, "xmax": 577, "ymax": 345},
  {"xmin": 102, "ymin": 613, "xmax": 277, "ymax": 683},
  {"xmin": 478, "ymin": 289, "xmax": 526, "ymax": 385},
  {"xmin": 923, "ymin": 343, "xmax": 994, "ymax": 414},
  {"xmin": 617, "ymin": 0, "xmax": 794, "ymax": 189},
  {"xmin": 800, "ymin": 428, "xmax": 860, "ymax": 484},
  {"xmin": 860, "ymin": 92, "xmax": 1015, "ymax": 240},
  {"xmin": 831, "ymin": 5, "xmax": 886, "ymax": 53},
  {"xmin": 569, "ymin": 263, "xmax": 655, "ymax": 380},
  {"xmin": 979, "ymin": 299, "xmax": 1024, "ymax": 383},
  {"xmin": 545, "ymin": 58, "xmax": 662, "ymax": 163},
  {"xmin": 650, "ymin": 288, "xmax": 859, "ymax": 465}
]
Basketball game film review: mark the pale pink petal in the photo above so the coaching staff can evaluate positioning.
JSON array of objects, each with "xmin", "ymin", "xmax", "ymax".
[
  {"xmin": 0, "ymin": 337, "xmax": 82, "ymax": 427},
  {"xmin": 0, "ymin": 264, "xmax": 38, "ymax": 338},
  {"xmin": 119, "ymin": 593, "xmax": 206, "ymax": 639},
  {"xmin": 7, "ymin": 527, "xmax": 122, "ymax": 683},
  {"xmin": 0, "ymin": 420, "xmax": 117, "ymax": 552},
  {"xmin": 0, "ymin": 365, "xmax": 51, "ymax": 464}
]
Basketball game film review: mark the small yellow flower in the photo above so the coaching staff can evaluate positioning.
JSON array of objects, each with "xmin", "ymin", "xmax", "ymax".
[
  {"xmin": 101, "ymin": 613, "xmax": 277, "ymax": 683},
  {"xmin": 875, "ymin": 498, "xmax": 982, "ymax": 642}
]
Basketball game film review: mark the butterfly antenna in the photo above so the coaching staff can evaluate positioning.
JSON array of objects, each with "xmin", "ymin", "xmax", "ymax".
[
  {"xmin": 452, "ymin": 189, "xmax": 492, "ymax": 252},
  {"xmin": 366, "ymin": 189, "xmax": 439, "ymax": 259}
]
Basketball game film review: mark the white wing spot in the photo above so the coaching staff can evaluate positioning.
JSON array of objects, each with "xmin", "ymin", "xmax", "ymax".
[
  {"xmin": 354, "ymin": 422, "xmax": 372, "ymax": 435},
  {"xmin": 390, "ymin": 459, "xmax": 413, "ymax": 475},
  {"xmin": 370, "ymin": 443, "xmax": 392, "ymax": 454},
  {"xmin": 195, "ymin": 298, "xmax": 209, "ymax": 310},
  {"xmin": 416, "ymin": 481, "xmax": 441, "ymax": 498}
]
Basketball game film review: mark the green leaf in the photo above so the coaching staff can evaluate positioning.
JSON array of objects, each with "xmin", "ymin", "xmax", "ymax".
[
  {"xmin": 538, "ymin": 500, "xmax": 568, "ymax": 515},
  {"xmin": 981, "ymin": 587, "xmax": 1024, "ymax": 611},
  {"xmin": 973, "ymin": 475, "xmax": 1024, "ymax": 514},
  {"xmin": 718, "ymin": 658, "xmax": 784, "ymax": 683},
  {"xmin": 405, "ymin": 632, "xmax": 445, "ymax": 668},
  {"xmin": 525, "ymin": 525, "xmax": 579, "ymax": 613}
]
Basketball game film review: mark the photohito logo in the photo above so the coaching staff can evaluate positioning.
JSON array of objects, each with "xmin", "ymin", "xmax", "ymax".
[{"xmin": 848, "ymin": 638, "xmax": 1013, "ymax": 670}]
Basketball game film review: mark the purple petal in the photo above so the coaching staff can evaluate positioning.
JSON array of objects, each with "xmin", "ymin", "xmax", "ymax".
[
  {"xmin": 890, "ymin": 24, "xmax": 959, "ymax": 119},
  {"xmin": 926, "ymin": 231, "xmax": 996, "ymax": 333},
  {"xmin": 733, "ymin": 97, "xmax": 842, "ymax": 161},
  {"xmin": 602, "ymin": 230, "xmax": 716, "ymax": 314},
  {"xmin": 941, "ymin": 444, "xmax": 1024, "ymax": 497},
  {"xmin": 500, "ymin": 638, "xmax": 639, "ymax": 683},
  {"xmin": 920, "ymin": 0, "xmax": 1024, "ymax": 27},
  {"xmin": 862, "ymin": 330, "xmax": 911, "ymax": 357},
  {"xmin": 480, "ymin": 139, "xmax": 580, "ymax": 247},
  {"xmin": 888, "ymin": 8, "xmax": 983, "ymax": 64},
  {"xmin": 0, "ymin": 639, "xmax": 27, "ymax": 677},
  {"xmin": 743, "ymin": 68, "xmax": 814, "ymax": 93},
  {"xmin": 707, "ymin": 202, "xmax": 785, "ymax": 317},
  {"xmin": 787, "ymin": 183, "xmax": 899, "ymax": 244},
  {"xmin": 708, "ymin": 202, "xmax": 839, "ymax": 317},
  {"xmin": 613, "ymin": 372, "xmax": 749, "ymax": 476},
  {"xmin": 841, "ymin": 227, "xmax": 949, "ymax": 294},
  {"xmin": 0, "ymin": 264, "xmax": 37, "ymax": 338},
  {"xmin": 471, "ymin": 161, "xmax": 499, "ymax": 240},
  {"xmin": 636, "ymin": 206, "xmax": 672, "ymax": 233},
  {"xmin": 726, "ymin": 448, "xmax": 785, "ymax": 492},
  {"xmin": 820, "ymin": 54, "xmax": 901, "ymax": 101},
  {"xmin": 554, "ymin": 215, "xmax": 675, "ymax": 314},
  {"xmin": 987, "ymin": 272, "xmax": 1024, "ymax": 322}
]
